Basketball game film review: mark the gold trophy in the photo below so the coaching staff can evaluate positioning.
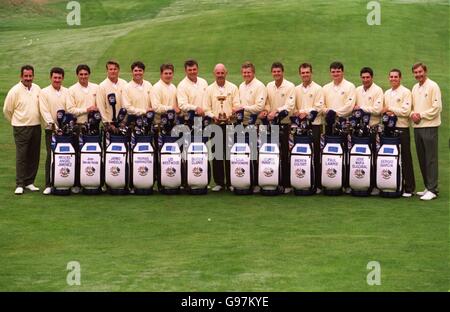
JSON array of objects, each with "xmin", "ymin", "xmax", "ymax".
[{"xmin": 216, "ymin": 95, "xmax": 228, "ymax": 124}]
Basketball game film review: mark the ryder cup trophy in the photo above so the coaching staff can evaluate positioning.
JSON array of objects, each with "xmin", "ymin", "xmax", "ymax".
[{"xmin": 216, "ymin": 95, "xmax": 228, "ymax": 125}]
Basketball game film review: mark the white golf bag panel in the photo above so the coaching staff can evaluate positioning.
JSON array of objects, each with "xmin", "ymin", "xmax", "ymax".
[
  {"xmin": 321, "ymin": 136, "xmax": 345, "ymax": 191},
  {"xmin": 186, "ymin": 141, "xmax": 209, "ymax": 190},
  {"xmin": 80, "ymin": 135, "xmax": 102, "ymax": 191},
  {"xmin": 230, "ymin": 143, "xmax": 252, "ymax": 191},
  {"xmin": 290, "ymin": 136, "xmax": 314, "ymax": 192},
  {"xmin": 159, "ymin": 142, "xmax": 182, "ymax": 190},
  {"xmin": 52, "ymin": 136, "xmax": 76, "ymax": 192},
  {"xmin": 132, "ymin": 136, "xmax": 155, "ymax": 191},
  {"xmin": 105, "ymin": 135, "xmax": 129, "ymax": 191},
  {"xmin": 258, "ymin": 143, "xmax": 280, "ymax": 191},
  {"xmin": 376, "ymin": 136, "xmax": 402, "ymax": 196},
  {"xmin": 349, "ymin": 136, "xmax": 372, "ymax": 192}
]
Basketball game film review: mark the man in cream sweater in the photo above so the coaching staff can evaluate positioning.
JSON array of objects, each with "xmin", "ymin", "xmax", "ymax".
[
  {"xmin": 383, "ymin": 69, "xmax": 415, "ymax": 197},
  {"xmin": 3, "ymin": 65, "xmax": 41, "ymax": 195},
  {"xmin": 122, "ymin": 61, "xmax": 153, "ymax": 115},
  {"xmin": 96, "ymin": 60, "xmax": 128, "ymax": 123},
  {"xmin": 177, "ymin": 59, "xmax": 208, "ymax": 116},
  {"xmin": 39, "ymin": 67, "xmax": 74, "ymax": 195},
  {"xmin": 203, "ymin": 63, "xmax": 240, "ymax": 191},
  {"xmin": 294, "ymin": 63, "xmax": 324, "ymax": 193},
  {"xmin": 410, "ymin": 63, "xmax": 442, "ymax": 201}
]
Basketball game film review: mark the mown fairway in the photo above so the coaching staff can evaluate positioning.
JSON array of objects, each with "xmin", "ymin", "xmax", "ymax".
[{"xmin": 0, "ymin": 0, "xmax": 448, "ymax": 291}]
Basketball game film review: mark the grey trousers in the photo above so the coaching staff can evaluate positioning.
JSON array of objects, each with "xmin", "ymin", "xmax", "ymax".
[
  {"xmin": 414, "ymin": 127, "xmax": 439, "ymax": 194},
  {"xmin": 13, "ymin": 125, "xmax": 41, "ymax": 187}
]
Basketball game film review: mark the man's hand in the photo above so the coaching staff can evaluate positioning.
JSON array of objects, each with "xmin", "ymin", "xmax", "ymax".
[
  {"xmin": 268, "ymin": 111, "xmax": 277, "ymax": 121},
  {"xmin": 232, "ymin": 107, "xmax": 244, "ymax": 113},
  {"xmin": 173, "ymin": 105, "xmax": 181, "ymax": 114},
  {"xmin": 86, "ymin": 105, "xmax": 97, "ymax": 113},
  {"xmin": 258, "ymin": 110, "xmax": 268, "ymax": 119},
  {"xmin": 411, "ymin": 112, "xmax": 421, "ymax": 124},
  {"xmin": 353, "ymin": 104, "xmax": 360, "ymax": 110},
  {"xmin": 298, "ymin": 112, "xmax": 307, "ymax": 119},
  {"xmin": 195, "ymin": 107, "xmax": 204, "ymax": 116}
]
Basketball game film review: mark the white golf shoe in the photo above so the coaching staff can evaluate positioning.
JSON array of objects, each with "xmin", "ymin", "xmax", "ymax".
[
  {"xmin": 25, "ymin": 184, "xmax": 39, "ymax": 192},
  {"xmin": 420, "ymin": 191, "xmax": 436, "ymax": 201}
]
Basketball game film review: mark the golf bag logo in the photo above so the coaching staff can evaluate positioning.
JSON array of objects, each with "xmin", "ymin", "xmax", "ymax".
[
  {"xmin": 381, "ymin": 169, "xmax": 392, "ymax": 180},
  {"xmin": 192, "ymin": 167, "xmax": 203, "ymax": 177},
  {"xmin": 295, "ymin": 168, "xmax": 306, "ymax": 179},
  {"xmin": 327, "ymin": 168, "xmax": 337, "ymax": 179},
  {"xmin": 354, "ymin": 169, "xmax": 366, "ymax": 179},
  {"xmin": 263, "ymin": 167, "xmax": 274, "ymax": 178},
  {"xmin": 166, "ymin": 167, "xmax": 176, "ymax": 177},
  {"xmin": 235, "ymin": 167, "xmax": 245, "ymax": 178},
  {"xmin": 138, "ymin": 166, "xmax": 149, "ymax": 177},
  {"xmin": 60, "ymin": 167, "xmax": 70, "ymax": 178},
  {"xmin": 85, "ymin": 166, "xmax": 96, "ymax": 177},
  {"xmin": 110, "ymin": 166, "xmax": 120, "ymax": 177}
]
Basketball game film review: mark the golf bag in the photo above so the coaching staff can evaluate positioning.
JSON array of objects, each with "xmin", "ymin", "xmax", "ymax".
[
  {"xmin": 158, "ymin": 110, "xmax": 183, "ymax": 194},
  {"xmin": 185, "ymin": 112, "xmax": 211, "ymax": 195},
  {"xmin": 321, "ymin": 110, "xmax": 347, "ymax": 195},
  {"xmin": 104, "ymin": 108, "xmax": 130, "ymax": 195},
  {"xmin": 229, "ymin": 110, "xmax": 257, "ymax": 195},
  {"xmin": 289, "ymin": 111, "xmax": 318, "ymax": 195},
  {"xmin": 130, "ymin": 111, "xmax": 156, "ymax": 195},
  {"xmin": 79, "ymin": 111, "xmax": 103, "ymax": 195},
  {"xmin": 257, "ymin": 110, "xmax": 287, "ymax": 195},
  {"xmin": 51, "ymin": 110, "xmax": 78, "ymax": 195},
  {"xmin": 376, "ymin": 114, "xmax": 402, "ymax": 197},
  {"xmin": 348, "ymin": 110, "xmax": 373, "ymax": 196}
]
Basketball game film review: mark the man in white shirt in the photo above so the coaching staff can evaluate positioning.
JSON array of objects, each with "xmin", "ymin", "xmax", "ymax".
[
  {"xmin": 382, "ymin": 69, "xmax": 415, "ymax": 197},
  {"xmin": 177, "ymin": 59, "xmax": 208, "ymax": 116}
]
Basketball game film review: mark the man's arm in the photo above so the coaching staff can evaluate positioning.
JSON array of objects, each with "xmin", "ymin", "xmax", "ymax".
[{"xmin": 3, "ymin": 88, "xmax": 15, "ymax": 123}]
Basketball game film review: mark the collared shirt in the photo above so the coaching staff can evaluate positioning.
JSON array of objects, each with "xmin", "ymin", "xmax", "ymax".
[
  {"xmin": 384, "ymin": 85, "xmax": 412, "ymax": 128},
  {"xmin": 3, "ymin": 82, "xmax": 41, "ymax": 126},
  {"xmin": 150, "ymin": 79, "xmax": 178, "ymax": 113},
  {"xmin": 294, "ymin": 81, "xmax": 324, "ymax": 125},
  {"xmin": 355, "ymin": 82, "xmax": 383, "ymax": 126},
  {"xmin": 203, "ymin": 80, "xmax": 240, "ymax": 119},
  {"xmin": 122, "ymin": 79, "xmax": 152, "ymax": 115},
  {"xmin": 39, "ymin": 85, "xmax": 72, "ymax": 128},
  {"xmin": 177, "ymin": 76, "xmax": 208, "ymax": 112},
  {"xmin": 96, "ymin": 77, "xmax": 127, "ymax": 123},
  {"xmin": 323, "ymin": 78, "xmax": 356, "ymax": 117},
  {"xmin": 68, "ymin": 82, "xmax": 99, "ymax": 124},
  {"xmin": 411, "ymin": 78, "xmax": 442, "ymax": 128},
  {"xmin": 239, "ymin": 78, "xmax": 267, "ymax": 122},
  {"xmin": 265, "ymin": 78, "xmax": 296, "ymax": 123}
]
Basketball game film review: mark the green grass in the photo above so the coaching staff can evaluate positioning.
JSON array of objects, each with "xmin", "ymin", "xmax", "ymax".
[{"xmin": 0, "ymin": 0, "xmax": 448, "ymax": 291}]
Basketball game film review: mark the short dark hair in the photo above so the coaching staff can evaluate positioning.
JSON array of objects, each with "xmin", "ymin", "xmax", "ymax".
[
  {"xmin": 241, "ymin": 61, "xmax": 255, "ymax": 72},
  {"xmin": 131, "ymin": 61, "xmax": 145, "ymax": 71},
  {"xmin": 160, "ymin": 63, "xmax": 174, "ymax": 73},
  {"xmin": 184, "ymin": 59, "xmax": 198, "ymax": 69},
  {"xmin": 20, "ymin": 65, "xmax": 34, "ymax": 76},
  {"xmin": 106, "ymin": 60, "xmax": 120, "ymax": 69},
  {"xmin": 271, "ymin": 62, "xmax": 284, "ymax": 72},
  {"xmin": 299, "ymin": 63, "xmax": 313, "ymax": 72},
  {"xmin": 389, "ymin": 68, "xmax": 402, "ymax": 78},
  {"xmin": 76, "ymin": 64, "xmax": 91, "ymax": 75},
  {"xmin": 412, "ymin": 62, "xmax": 427, "ymax": 73},
  {"xmin": 50, "ymin": 67, "xmax": 65, "ymax": 78},
  {"xmin": 360, "ymin": 67, "xmax": 374, "ymax": 77},
  {"xmin": 330, "ymin": 61, "xmax": 344, "ymax": 71}
]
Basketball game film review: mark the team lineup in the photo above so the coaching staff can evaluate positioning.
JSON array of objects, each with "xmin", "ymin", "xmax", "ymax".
[{"xmin": 2, "ymin": 59, "xmax": 441, "ymax": 200}]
